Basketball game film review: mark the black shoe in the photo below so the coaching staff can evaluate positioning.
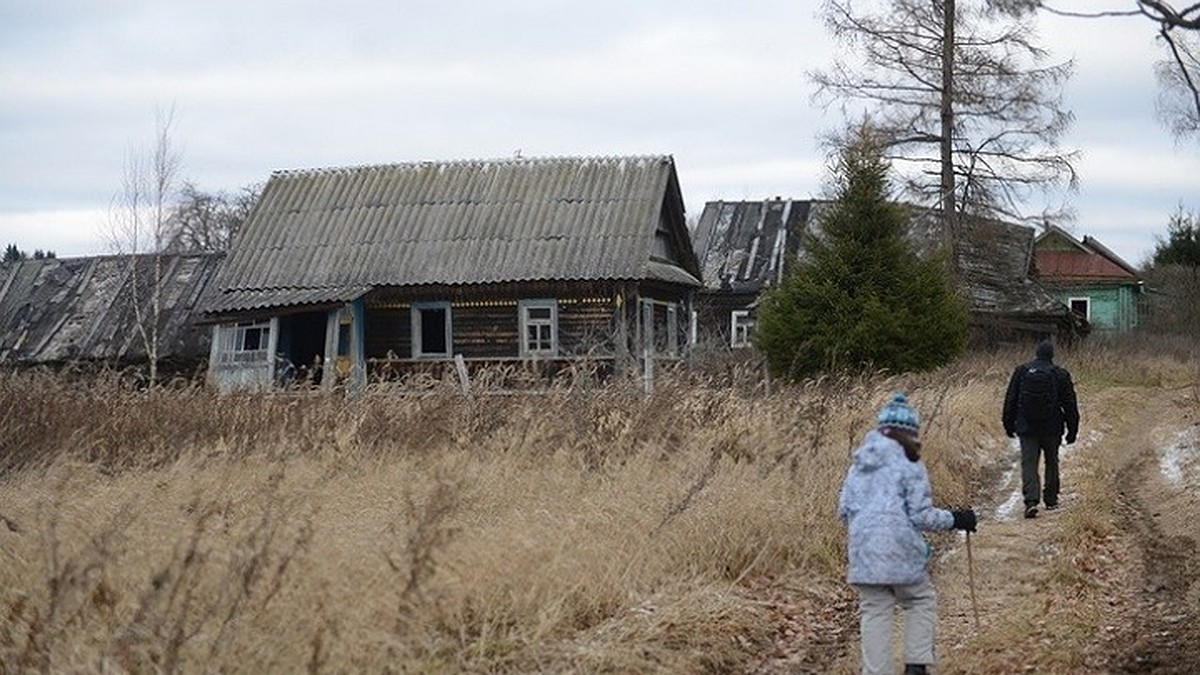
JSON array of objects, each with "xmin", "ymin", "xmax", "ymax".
[
  {"xmin": 904, "ymin": 665, "xmax": 929, "ymax": 675},
  {"xmin": 1024, "ymin": 505, "xmax": 1039, "ymax": 519},
  {"xmin": 1045, "ymin": 502, "xmax": 1059, "ymax": 511}
]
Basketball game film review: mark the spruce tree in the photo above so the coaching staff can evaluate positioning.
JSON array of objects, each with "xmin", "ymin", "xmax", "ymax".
[{"xmin": 755, "ymin": 127, "xmax": 969, "ymax": 380}]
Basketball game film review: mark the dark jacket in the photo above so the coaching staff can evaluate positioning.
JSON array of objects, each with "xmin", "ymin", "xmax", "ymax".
[{"xmin": 1002, "ymin": 357, "xmax": 1080, "ymax": 440}]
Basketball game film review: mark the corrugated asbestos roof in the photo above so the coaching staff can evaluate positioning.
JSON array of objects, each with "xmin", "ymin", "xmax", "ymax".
[
  {"xmin": 694, "ymin": 199, "xmax": 1070, "ymax": 318},
  {"xmin": 206, "ymin": 155, "xmax": 700, "ymax": 314},
  {"xmin": 0, "ymin": 254, "xmax": 222, "ymax": 364}
]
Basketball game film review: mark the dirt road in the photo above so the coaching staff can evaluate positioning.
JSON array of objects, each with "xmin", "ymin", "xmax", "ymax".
[
  {"xmin": 754, "ymin": 385, "xmax": 1200, "ymax": 674},
  {"xmin": 936, "ymin": 386, "xmax": 1200, "ymax": 673}
]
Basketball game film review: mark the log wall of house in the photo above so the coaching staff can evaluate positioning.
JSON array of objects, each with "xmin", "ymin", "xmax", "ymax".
[
  {"xmin": 559, "ymin": 298, "xmax": 617, "ymax": 355},
  {"xmin": 364, "ymin": 297, "xmax": 619, "ymax": 361}
]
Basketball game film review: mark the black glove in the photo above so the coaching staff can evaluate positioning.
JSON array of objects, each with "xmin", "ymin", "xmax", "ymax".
[
  {"xmin": 951, "ymin": 509, "xmax": 977, "ymax": 533},
  {"xmin": 1065, "ymin": 430, "xmax": 1077, "ymax": 444}
]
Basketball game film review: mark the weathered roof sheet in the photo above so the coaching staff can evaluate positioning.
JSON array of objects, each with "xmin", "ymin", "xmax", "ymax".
[
  {"xmin": 206, "ymin": 155, "xmax": 700, "ymax": 314},
  {"xmin": 692, "ymin": 199, "xmax": 812, "ymax": 292},
  {"xmin": 694, "ymin": 199, "xmax": 1070, "ymax": 318},
  {"xmin": 0, "ymin": 254, "xmax": 222, "ymax": 364}
]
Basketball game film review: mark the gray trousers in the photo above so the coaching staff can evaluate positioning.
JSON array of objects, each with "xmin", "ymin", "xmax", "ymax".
[
  {"xmin": 1019, "ymin": 434, "xmax": 1061, "ymax": 507},
  {"xmin": 854, "ymin": 578, "xmax": 937, "ymax": 674}
]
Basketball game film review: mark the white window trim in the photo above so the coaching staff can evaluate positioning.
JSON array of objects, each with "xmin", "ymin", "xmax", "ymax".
[
  {"xmin": 731, "ymin": 310, "xmax": 754, "ymax": 348},
  {"xmin": 519, "ymin": 299, "xmax": 558, "ymax": 357},
  {"xmin": 411, "ymin": 301, "xmax": 452, "ymax": 359},
  {"xmin": 215, "ymin": 319, "xmax": 274, "ymax": 365},
  {"xmin": 1068, "ymin": 296, "xmax": 1091, "ymax": 321}
]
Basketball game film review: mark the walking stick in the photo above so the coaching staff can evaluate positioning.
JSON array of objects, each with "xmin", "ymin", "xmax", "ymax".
[{"xmin": 966, "ymin": 531, "xmax": 981, "ymax": 631}]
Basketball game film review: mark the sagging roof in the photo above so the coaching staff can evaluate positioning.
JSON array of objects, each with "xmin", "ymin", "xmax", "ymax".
[
  {"xmin": 692, "ymin": 199, "xmax": 812, "ymax": 293},
  {"xmin": 0, "ymin": 253, "xmax": 222, "ymax": 364},
  {"xmin": 205, "ymin": 155, "xmax": 701, "ymax": 315},
  {"xmin": 694, "ymin": 199, "xmax": 1071, "ymax": 319}
]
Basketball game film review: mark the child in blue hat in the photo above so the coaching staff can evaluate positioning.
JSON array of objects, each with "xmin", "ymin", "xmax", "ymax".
[{"xmin": 838, "ymin": 393, "xmax": 977, "ymax": 675}]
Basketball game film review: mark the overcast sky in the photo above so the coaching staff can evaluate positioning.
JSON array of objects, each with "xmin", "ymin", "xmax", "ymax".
[{"xmin": 1, "ymin": 0, "xmax": 1196, "ymax": 268}]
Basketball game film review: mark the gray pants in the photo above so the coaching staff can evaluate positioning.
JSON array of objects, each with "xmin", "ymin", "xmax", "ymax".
[
  {"xmin": 1019, "ymin": 434, "xmax": 1061, "ymax": 507},
  {"xmin": 854, "ymin": 578, "xmax": 937, "ymax": 674}
]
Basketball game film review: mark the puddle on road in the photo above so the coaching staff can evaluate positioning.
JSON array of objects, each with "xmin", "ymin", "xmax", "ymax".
[{"xmin": 993, "ymin": 431, "xmax": 1099, "ymax": 522}]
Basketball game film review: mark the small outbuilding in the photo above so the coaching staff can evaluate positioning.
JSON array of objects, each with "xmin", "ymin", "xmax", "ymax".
[{"xmin": 1033, "ymin": 224, "xmax": 1144, "ymax": 332}]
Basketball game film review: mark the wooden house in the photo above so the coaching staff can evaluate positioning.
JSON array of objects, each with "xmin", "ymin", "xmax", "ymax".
[
  {"xmin": 198, "ymin": 155, "xmax": 702, "ymax": 391},
  {"xmin": 1033, "ymin": 224, "xmax": 1143, "ymax": 332},
  {"xmin": 691, "ymin": 199, "xmax": 1080, "ymax": 348},
  {"xmin": 0, "ymin": 253, "xmax": 222, "ymax": 371}
]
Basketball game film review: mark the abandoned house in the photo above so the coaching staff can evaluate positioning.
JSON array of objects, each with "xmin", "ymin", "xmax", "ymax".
[
  {"xmin": 198, "ymin": 155, "xmax": 703, "ymax": 391},
  {"xmin": 691, "ymin": 198, "xmax": 1080, "ymax": 348},
  {"xmin": 1033, "ymin": 224, "xmax": 1144, "ymax": 332},
  {"xmin": 0, "ymin": 253, "xmax": 222, "ymax": 372}
]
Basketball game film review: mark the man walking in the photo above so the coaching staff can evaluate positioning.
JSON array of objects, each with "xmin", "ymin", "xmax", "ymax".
[{"xmin": 1003, "ymin": 340, "xmax": 1080, "ymax": 519}]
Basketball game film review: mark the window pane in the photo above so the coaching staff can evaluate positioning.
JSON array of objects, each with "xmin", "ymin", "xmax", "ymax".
[
  {"xmin": 420, "ymin": 307, "xmax": 447, "ymax": 354},
  {"xmin": 243, "ymin": 327, "xmax": 263, "ymax": 351},
  {"xmin": 528, "ymin": 307, "xmax": 552, "ymax": 320}
]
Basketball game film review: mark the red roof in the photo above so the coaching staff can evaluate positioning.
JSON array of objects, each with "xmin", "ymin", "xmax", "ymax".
[{"xmin": 1035, "ymin": 250, "xmax": 1137, "ymax": 281}]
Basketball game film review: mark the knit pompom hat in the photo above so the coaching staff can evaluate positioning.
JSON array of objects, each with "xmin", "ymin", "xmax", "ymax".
[{"xmin": 877, "ymin": 392, "xmax": 920, "ymax": 435}]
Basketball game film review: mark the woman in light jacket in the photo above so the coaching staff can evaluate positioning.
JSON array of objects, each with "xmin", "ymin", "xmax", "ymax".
[{"xmin": 838, "ymin": 393, "xmax": 977, "ymax": 675}]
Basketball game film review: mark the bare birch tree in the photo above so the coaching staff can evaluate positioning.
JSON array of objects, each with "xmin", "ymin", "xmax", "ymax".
[
  {"xmin": 105, "ymin": 108, "xmax": 182, "ymax": 383},
  {"xmin": 810, "ymin": 0, "xmax": 1079, "ymax": 258}
]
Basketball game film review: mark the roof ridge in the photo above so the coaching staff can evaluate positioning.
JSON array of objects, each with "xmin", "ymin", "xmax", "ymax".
[{"xmin": 271, "ymin": 154, "xmax": 674, "ymax": 178}]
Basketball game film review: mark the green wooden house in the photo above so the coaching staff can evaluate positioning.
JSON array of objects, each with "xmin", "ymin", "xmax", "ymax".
[{"xmin": 1033, "ymin": 225, "xmax": 1144, "ymax": 332}]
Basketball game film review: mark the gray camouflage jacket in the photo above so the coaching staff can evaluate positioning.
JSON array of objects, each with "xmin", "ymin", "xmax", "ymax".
[{"xmin": 837, "ymin": 429, "xmax": 955, "ymax": 586}]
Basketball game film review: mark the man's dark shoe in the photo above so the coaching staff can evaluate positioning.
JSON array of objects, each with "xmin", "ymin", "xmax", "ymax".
[
  {"xmin": 1024, "ymin": 505, "xmax": 1039, "ymax": 519},
  {"xmin": 1045, "ymin": 502, "xmax": 1059, "ymax": 511},
  {"xmin": 904, "ymin": 665, "xmax": 929, "ymax": 675}
]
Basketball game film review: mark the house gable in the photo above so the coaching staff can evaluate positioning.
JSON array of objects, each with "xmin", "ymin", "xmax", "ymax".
[{"xmin": 1033, "ymin": 225, "xmax": 1142, "ymax": 332}]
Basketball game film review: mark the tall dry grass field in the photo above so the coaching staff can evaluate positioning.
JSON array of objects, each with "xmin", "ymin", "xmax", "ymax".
[{"xmin": 1, "ymin": 344, "xmax": 1188, "ymax": 673}]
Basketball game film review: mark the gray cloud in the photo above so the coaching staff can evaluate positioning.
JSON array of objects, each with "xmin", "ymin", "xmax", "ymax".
[{"xmin": 0, "ymin": 0, "xmax": 1194, "ymax": 266}]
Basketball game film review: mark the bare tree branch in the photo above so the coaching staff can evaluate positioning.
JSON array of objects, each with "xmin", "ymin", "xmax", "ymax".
[
  {"xmin": 1042, "ymin": 1, "xmax": 1200, "ymax": 138},
  {"xmin": 810, "ymin": 0, "xmax": 1078, "ymax": 238}
]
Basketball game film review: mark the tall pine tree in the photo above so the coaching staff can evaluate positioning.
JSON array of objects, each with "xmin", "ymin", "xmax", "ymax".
[{"xmin": 755, "ymin": 126, "xmax": 969, "ymax": 380}]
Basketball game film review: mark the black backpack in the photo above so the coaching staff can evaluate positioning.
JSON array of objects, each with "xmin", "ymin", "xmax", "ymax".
[{"xmin": 1018, "ymin": 364, "xmax": 1058, "ymax": 421}]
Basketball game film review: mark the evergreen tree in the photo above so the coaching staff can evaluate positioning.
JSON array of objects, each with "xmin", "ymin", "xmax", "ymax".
[
  {"xmin": 755, "ymin": 127, "xmax": 969, "ymax": 380},
  {"xmin": 1151, "ymin": 206, "xmax": 1200, "ymax": 272},
  {"xmin": 1144, "ymin": 206, "xmax": 1200, "ymax": 335}
]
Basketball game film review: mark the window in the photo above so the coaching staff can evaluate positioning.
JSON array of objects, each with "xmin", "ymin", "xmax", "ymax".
[
  {"xmin": 731, "ymin": 310, "xmax": 754, "ymax": 348},
  {"xmin": 412, "ymin": 302, "xmax": 451, "ymax": 358},
  {"xmin": 519, "ymin": 299, "xmax": 558, "ymax": 357},
  {"xmin": 1068, "ymin": 297, "xmax": 1090, "ymax": 321},
  {"xmin": 217, "ymin": 320, "xmax": 272, "ymax": 364}
]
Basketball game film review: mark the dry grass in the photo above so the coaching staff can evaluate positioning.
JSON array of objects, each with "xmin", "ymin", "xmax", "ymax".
[{"xmin": 0, "ymin": 342, "xmax": 1189, "ymax": 673}]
